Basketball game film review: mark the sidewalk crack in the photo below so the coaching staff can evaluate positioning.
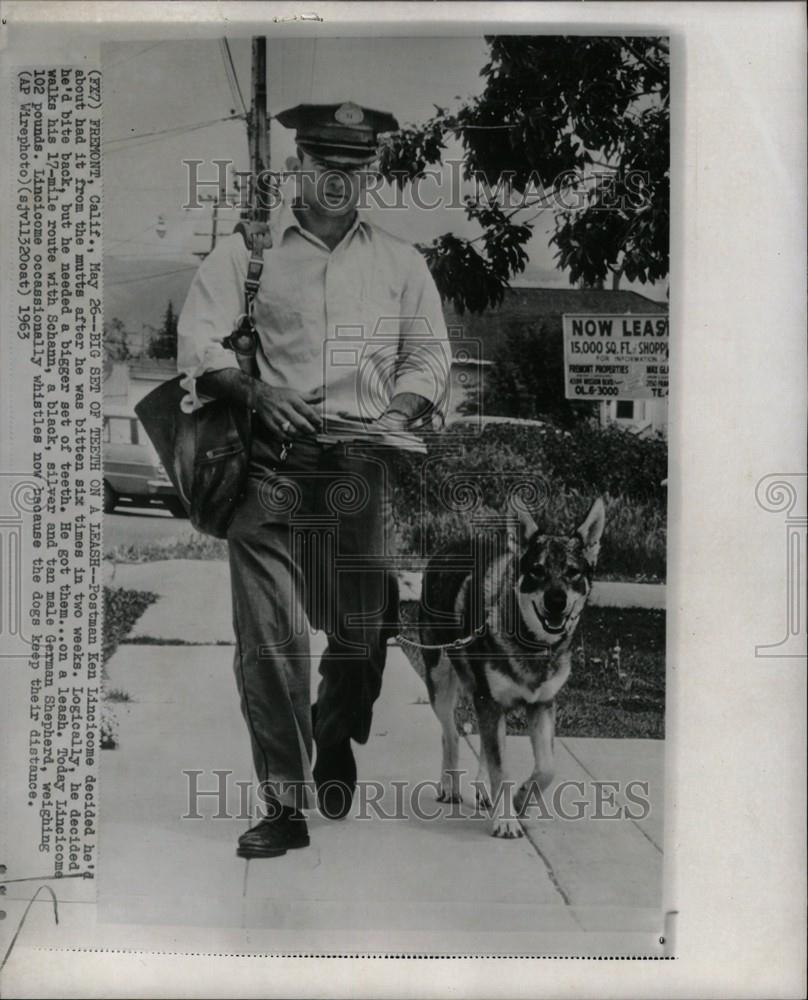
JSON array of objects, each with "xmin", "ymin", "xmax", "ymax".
[
  {"xmin": 559, "ymin": 739, "xmax": 663, "ymax": 854},
  {"xmin": 460, "ymin": 733, "xmax": 581, "ymax": 923}
]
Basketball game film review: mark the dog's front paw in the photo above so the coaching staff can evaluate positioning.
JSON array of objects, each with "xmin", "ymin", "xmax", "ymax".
[
  {"xmin": 515, "ymin": 779, "xmax": 546, "ymax": 815},
  {"xmin": 490, "ymin": 816, "xmax": 524, "ymax": 839},
  {"xmin": 474, "ymin": 784, "xmax": 492, "ymax": 810},
  {"xmin": 436, "ymin": 787, "xmax": 463, "ymax": 804}
]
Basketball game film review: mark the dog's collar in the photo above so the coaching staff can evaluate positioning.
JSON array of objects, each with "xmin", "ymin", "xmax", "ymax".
[{"xmin": 395, "ymin": 596, "xmax": 585, "ymax": 656}]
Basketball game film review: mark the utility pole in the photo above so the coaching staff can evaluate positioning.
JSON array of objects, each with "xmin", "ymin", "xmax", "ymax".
[
  {"xmin": 233, "ymin": 36, "xmax": 270, "ymax": 245},
  {"xmin": 249, "ymin": 36, "xmax": 270, "ymax": 222}
]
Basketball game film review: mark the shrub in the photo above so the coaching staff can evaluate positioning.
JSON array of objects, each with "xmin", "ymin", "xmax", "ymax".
[
  {"xmin": 101, "ymin": 701, "xmax": 120, "ymax": 750},
  {"xmin": 103, "ymin": 587, "xmax": 158, "ymax": 669},
  {"xmin": 388, "ymin": 422, "xmax": 667, "ymax": 579},
  {"xmin": 533, "ymin": 422, "xmax": 667, "ymax": 503},
  {"xmin": 393, "ymin": 488, "xmax": 665, "ymax": 581},
  {"xmin": 389, "ymin": 421, "xmax": 667, "ymax": 519}
]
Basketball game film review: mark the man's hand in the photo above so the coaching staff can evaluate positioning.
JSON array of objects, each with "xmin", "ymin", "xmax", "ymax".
[
  {"xmin": 253, "ymin": 383, "xmax": 324, "ymax": 439},
  {"xmin": 375, "ymin": 410, "xmax": 410, "ymax": 431},
  {"xmin": 376, "ymin": 392, "xmax": 433, "ymax": 431},
  {"xmin": 192, "ymin": 368, "xmax": 323, "ymax": 438}
]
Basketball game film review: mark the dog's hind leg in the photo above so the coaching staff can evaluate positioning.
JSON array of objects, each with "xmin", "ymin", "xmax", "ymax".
[
  {"xmin": 426, "ymin": 652, "xmax": 462, "ymax": 804},
  {"xmin": 515, "ymin": 700, "xmax": 556, "ymax": 814},
  {"xmin": 474, "ymin": 692, "xmax": 523, "ymax": 839}
]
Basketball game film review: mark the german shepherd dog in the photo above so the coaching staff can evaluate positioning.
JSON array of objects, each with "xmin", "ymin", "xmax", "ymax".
[{"xmin": 420, "ymin": 497, "xmax": 605, "ymax": 838}]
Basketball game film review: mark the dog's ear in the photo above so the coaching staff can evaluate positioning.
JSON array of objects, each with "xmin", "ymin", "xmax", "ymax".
[
  {"xmin": 506, "ymin": 498, "xmax": 538, "ymax": 553},
  {"xmin": 575, "ymin": 497, "xmax": 606, "ymax": 566}
]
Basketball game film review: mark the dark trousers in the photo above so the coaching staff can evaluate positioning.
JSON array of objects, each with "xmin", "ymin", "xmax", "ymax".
[{"xmin": 226, "ymin": 431, "xmax": 399, "ymax": 809}]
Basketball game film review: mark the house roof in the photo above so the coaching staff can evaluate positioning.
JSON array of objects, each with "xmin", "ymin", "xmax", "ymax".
[{"xmin": 444, "ymin": 286, "xmax": 668, "ymax": 361}]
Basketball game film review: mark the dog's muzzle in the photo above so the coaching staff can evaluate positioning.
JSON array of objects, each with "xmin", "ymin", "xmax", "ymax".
[{"xmin": 532, "ymin": 599, "xmax": 573, "ymax": 636}]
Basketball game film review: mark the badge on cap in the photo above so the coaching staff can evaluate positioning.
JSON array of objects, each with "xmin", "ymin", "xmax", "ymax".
[{"xmin": 334, "ymin": 102, "xmax": 364, "ymax": 126}]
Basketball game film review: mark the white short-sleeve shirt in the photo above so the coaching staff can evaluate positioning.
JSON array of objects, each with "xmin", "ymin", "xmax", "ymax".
[{"xmin": 177, "ymin": 199, "xmax": 451, "ymax": 419}]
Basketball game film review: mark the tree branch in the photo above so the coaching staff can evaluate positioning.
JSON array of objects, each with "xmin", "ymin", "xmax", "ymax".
[{"xmin": 614, "ymin": 38, "xmax": 669, "ymax": 85}]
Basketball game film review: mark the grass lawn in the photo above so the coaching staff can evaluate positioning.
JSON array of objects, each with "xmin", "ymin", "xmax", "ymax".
[
  {"xmin": 399, "ymin": 600, "xmax": 665, "ymax": 740},
  {"xmin": 105, "ymin": 534, "xmax": 228, "ymax": 564}
]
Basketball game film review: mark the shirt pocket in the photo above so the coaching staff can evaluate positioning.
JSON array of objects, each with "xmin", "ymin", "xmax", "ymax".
[{"xmin": 363, "ymin": 284, "xmax": 402, "ymax": 342}]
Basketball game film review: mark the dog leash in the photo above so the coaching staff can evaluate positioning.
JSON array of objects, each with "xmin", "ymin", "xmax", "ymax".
[
  {"xmin": 394, "ymin": 621, "xmax": 489, "ymax": 652},
  {"xmin": 394, "ymin": 604, "xmax": 586, "ymax": 655}
]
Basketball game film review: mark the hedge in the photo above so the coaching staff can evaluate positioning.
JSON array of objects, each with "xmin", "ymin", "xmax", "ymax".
[{"xmin": 388, "ymin": 421, "xmax": 668, "ymax": 581}]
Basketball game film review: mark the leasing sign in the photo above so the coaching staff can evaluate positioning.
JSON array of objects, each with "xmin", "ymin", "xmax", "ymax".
[{"xmin": 563, "ymin": 313, "xmax": 669, "ymax": 400}]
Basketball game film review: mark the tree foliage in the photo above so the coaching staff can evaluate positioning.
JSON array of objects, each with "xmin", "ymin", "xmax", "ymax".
[
  {"xmin": 379, "ymin": 36, "xmax": 669, "ymax": 312},
  {"xmin": 103, "ymin": 317, "xmax": 132, "ymax": 362},
  {"xmin": 147, "ymin": 300, "xmax": 179, "ymax": 359},
  {"xmin": 479, "ymin": 322, "xmax": 596, "ymax": 427}
]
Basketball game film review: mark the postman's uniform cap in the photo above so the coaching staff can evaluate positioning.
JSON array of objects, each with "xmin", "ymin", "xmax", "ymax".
[{"xmin": 275, "ymin": 102, "xmax": 399, "ymax": 166}]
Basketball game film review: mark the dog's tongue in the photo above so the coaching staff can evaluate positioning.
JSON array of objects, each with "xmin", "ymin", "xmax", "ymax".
[{"xmin": 531, "ymin": 599, "xmax": 568, "ymax": 634}]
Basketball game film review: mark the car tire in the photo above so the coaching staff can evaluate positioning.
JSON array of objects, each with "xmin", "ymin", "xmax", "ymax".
[
  {"xmin": 103, "ymin": 481, "xmax": 117, "ymax": 514},
  {"xmin": 165, "ymin": 497, "xmax": 189, "ymax": 519}
]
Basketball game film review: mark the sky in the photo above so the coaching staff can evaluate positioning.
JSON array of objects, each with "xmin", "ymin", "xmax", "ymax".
[{"xmin": 102, "ymin": 36, "xmax": 664, "ymax": 297}]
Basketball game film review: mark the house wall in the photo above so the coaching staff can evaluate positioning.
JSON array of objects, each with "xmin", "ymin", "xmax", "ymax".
[{"xmin": 599, "ymin": 398, "xmax": 668, "ymax": 437}]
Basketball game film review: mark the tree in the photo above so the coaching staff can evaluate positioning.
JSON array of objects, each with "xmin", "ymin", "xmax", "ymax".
[
  {"xmin": 103, "ymin": 317, "xmax": 132, "ymax": 362},
  {"xmin": 147, "ymin": 300, "xmax": 179, "ymax": 359},
  {"xmin": 380, "ymin": 36, "xmax": 669, "ymax": 312},
  {"xmin": 479, "ymin": 322, "xmax": 596, "ymax": 428}
]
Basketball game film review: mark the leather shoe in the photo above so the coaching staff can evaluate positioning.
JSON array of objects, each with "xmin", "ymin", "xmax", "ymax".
[
  {"xmin": 313, "ymin": 739, "xmax": 357, "ymax": 820},
  {"xmin": 236, "ymin": 806, "xmax": 309, "ymax": 859}
]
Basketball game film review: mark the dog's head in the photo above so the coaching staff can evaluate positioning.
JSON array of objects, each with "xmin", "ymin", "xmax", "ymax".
[{"xmin": 507, "ymin": 498, "xmax": 606, "ymax": 645}]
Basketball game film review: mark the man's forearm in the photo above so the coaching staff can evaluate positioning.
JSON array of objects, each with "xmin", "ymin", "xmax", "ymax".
[
  {"xmin": 195, "ymin": 375, "xmax": 428, "ymax": 422},
  {"xmin": 385, "ymin": 392, "xmax": 433, "ymax": 422},
  {"xmin": 195, "ymin": 368, "xmax": 258, "ymax": 410}
]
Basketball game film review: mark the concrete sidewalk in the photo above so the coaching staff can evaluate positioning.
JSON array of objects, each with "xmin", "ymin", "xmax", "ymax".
[
  {"xmin": 108, "ymin": 559, "xmax": 665, "ymax": 645},
  {"xmin": 99, "ymin": 554, "xmax": 665, "ymax": 947},
  {"xmin": 96, "ymin": 557, "xmax": 664, "ymax": 948}
]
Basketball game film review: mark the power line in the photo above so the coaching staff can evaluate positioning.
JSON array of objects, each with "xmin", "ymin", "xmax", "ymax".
[
  {"xmin": 105, "ymin": 221, "xmax": 162, "ymax": 251},
  {"xmin": 106, "ymin": 204, "xmax": 204, "ymax": 248},
  {"xmin": 104, "ymin": 114, "xmax": 244, "ymax": 149},
  {"xmin": 108, "ymin": 251, "xmax": 199, "ymax": 259},
  {"xmin": 106, "ymin": 265, "xmax": 198, "ymax": 289},
  {"xmin": 104, "ymin": 117, "xmax": 246, "ymax": 157},
  {"xmin": 221, "ymin": 39, "xmax": 248, "ymax": 115},
  {"xmin": 103, "ymin": 42, "xmax": 164, "ymax": 72},
  {"xmin": 219, "ymin": 40, "xmax": 242, "ymax": 113},
  {"xmin": 106, "ymin": 239, "xmax": 198, "ymax": 253}
]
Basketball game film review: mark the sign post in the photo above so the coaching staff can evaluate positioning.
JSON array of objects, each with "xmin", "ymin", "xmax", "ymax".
[{"xmin": 562, "ymin": 313, "xmax": 669, "ymax": 400}]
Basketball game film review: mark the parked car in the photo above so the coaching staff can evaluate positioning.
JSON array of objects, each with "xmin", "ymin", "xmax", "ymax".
[{"xmin": 103, "ymin": 408, "xmax": 186, "ymax": 517}]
